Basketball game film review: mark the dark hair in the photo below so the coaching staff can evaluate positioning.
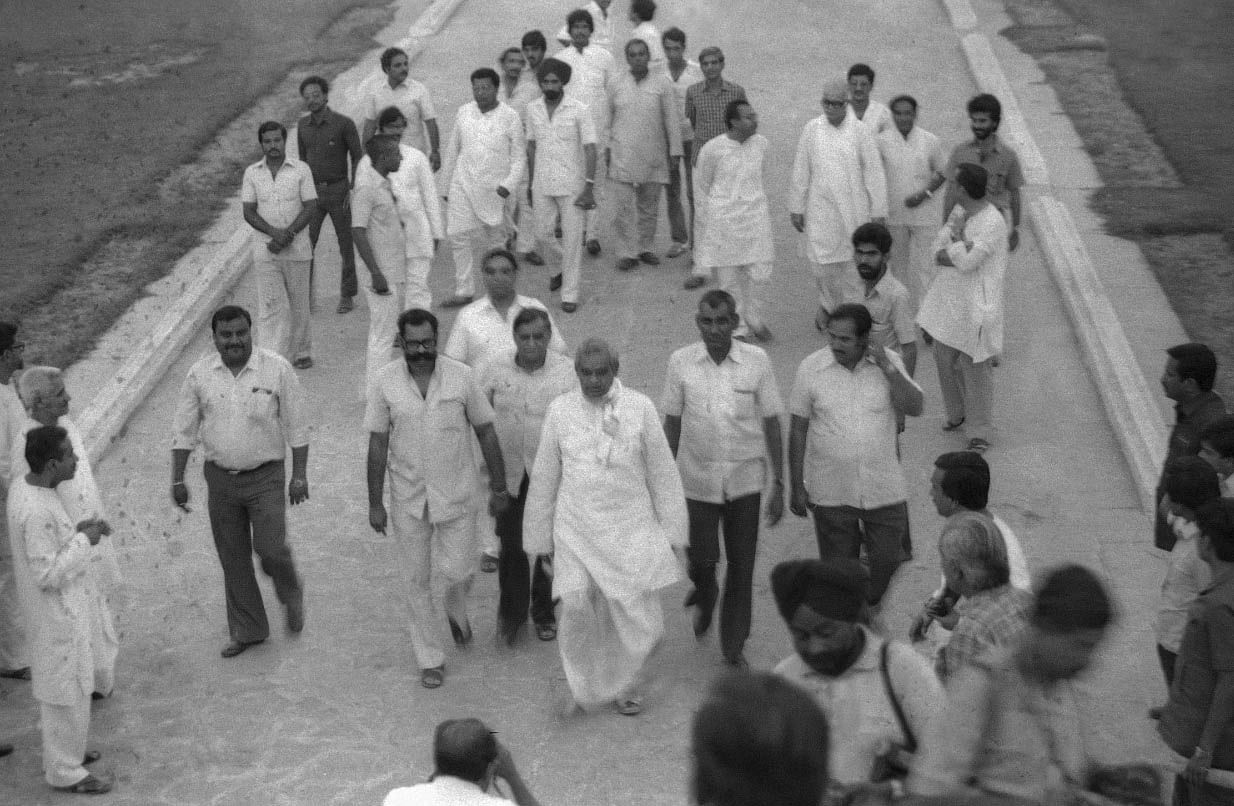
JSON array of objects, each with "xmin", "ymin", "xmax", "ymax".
[
  {"xmin": 724, "ymin": 99, "xmax": 750, "ymax": 129},
  {"xmin": 25, "ymin": 424, "xmax": 69, "ymax": 474},
  {"xmin": 211, "ymin": 305, "xmax": 251, "ymax": 332},
  {"xmin": 432, "ymin": 719, "xmax": 497, "ymax": 782},
  {"xmin": 398, "ymin": 308, "xmax": 439, "ymax": 339},
  {"xmin": 698, "ymin": 289, "xmax": 738, "ymax": 318},
  {"xmin": 481, "ymin": 247, "xmax": 519, "ymax": 274},
  {"xmin": 1201, "ymin": 416, "xmax": 1234, "ymax": 459},
  {"xmin": 889, "ymin": 94, "xmax": 917, "ymax": 112},
  {"xmin": 1166, "ymin": 343, "xmax": 1217, "ymax": 392},
  {"xmin": 692, "ymin": 672, "xmax": 830, "ymax": 806},
  {"xmin": 847, "ymin": 63, "xmax": 875, "ymax": 83},
  {"xmin": 256, "ymin": 121, "xmax": 286, "ymax": 144},
  {"xmin": 512, "ymin": 307, "xmax": 551, "ymax": 334},
  {"xmin": 631, "ymin": 0, "xmax": 656, "ymax": 22},
  {"xmin": 828, "ymin": 303, "xmax": 873, "ymax": 338},
  {"xmin": 1164, "ymin": 456, "xmax": 1221, "ymax": 512},
  {"xmin": 1196, "ymin": 499, "xmax": 1234, "ymax": 562},
  {"xmin": 954, "ymin": 162, "xmax": 988, "ymax": 199},
  {"xmin": 380, "ymin": 47, "xmax": 408, "ymax": 72},
  {"xmin": 967, "ymin": 93, "xmax": 1002, "ymax": 125},
  {"xmin": 852, "ymin": 222, "xmax": 892, "ymax": 254},
  {"xmin": 1032, "ymin": 565, "xmax": 1113, "ymax": 634},
  {"xmin": 377, "ymin": 105, "xmax": 407, "ymax": 130},
  {"xmin": 299, "ymin": 75, "xmax": 328, "ymax": 96},
  {"xmin": 365, "ymin": 134, "xmax": 400, "ymax": 164},
  {"xmin": 521, "ymin": 30, "xmax": 547, "ymax": 50},
  {"xmin": 698, "ymin": 46, "xmax": 724, "ymax": 64},
  {"xmin": 934, "ymin": 451, "xmax": 990, "ymax": 510},
  {"xmin": 0, "ymin": 321, "xmax": 17, "ymax": 352},
  {"xmin": 625, "ymin": 38, "xmax": 650, "ymax": 57},
  {"xmin": 470, "ymin": 67, "xmax": 500, "ymax": 88},
  {"xmin": 566, "ymin": 8, "xmax": 595, "ymax": 32},
  {"xmin": 662, "ymin": 26, "xmax": 686, "ymax": 46}
]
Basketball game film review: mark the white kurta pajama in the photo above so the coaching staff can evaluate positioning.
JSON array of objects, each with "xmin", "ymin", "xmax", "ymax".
[
  {"xmin": 0, "ymin": 380, "xmax": 31, "ymax": 671},
  {"xmin": 524, "ymin": 381, "xmax": 687, "ymax": 706},
  {"xmin": 693, "ymin": 133, "xmax": 774, "ymax": 334},
  {"xmin": 7, "ymin": 477, "xmax": 104, "ymax": 788},
  {"xmin": 878, "ymin": 125, "xmax": 947, "ymax": 311},
  {"xmin": 789, "ymin": 113, "xmax": 886, "ymax": 313},
  {"xmin": 555, "ymin": 44, "xmax": 616, "ymax": 241},
  {"xmin": 440, "ymin": 102, "xmax": 526, "ymax": 298}
]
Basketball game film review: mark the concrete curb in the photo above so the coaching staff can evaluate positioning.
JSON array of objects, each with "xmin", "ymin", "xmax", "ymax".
[{"xmin": 944, "ymin": 0, "xmax": 1168, "ymax": 512}]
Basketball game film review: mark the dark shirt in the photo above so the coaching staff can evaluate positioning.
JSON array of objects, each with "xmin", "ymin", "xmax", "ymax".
[
  {"xmin": 1159, "ymin": 566, "xmax": 1234, "ymax": 769},
  {"xmin": 296, "ymin": 107, "xmax": 362, "ymax": 185},
  {"xmin": 946, "ymin": 134, "xmax": 1023, "ymax": 213},
  {"xmin": 1156, "ymin": 390, "xmax": 1228, "ymax": 549}
]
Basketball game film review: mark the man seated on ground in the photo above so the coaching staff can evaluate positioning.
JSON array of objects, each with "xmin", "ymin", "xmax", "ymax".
[{"xmin": 382, "ymin": 717, "xmax": 542, "ymax": 806}]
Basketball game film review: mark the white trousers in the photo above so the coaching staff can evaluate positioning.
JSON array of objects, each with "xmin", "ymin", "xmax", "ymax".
[
  {"xmin": 714, "ymin": 263, "xmax": 772, "ymax": 334},
  {"xmin": 40, "ymin": 695, "xmax": 91, "ymax": 788},
  {"xmin": 558, "ymin": 580, "xmax": 664, "ymax": 706},
  {"xmin": 391, "ymin": 503, "xmax": 474, "ymax": 670},
  {"xmin": 254, "ymin": 255, "xmax": 312, "ymax": 362},
  {"xmin": 809, "ymin": 258, "xmax": 861, "ymax": 315},
  {"xmin": 362, "ymin": 281, "xmax": 403, "ymax": 400},
  {"xmin": 610, "ymin": 181, "xmax": 662, "ymax": 260},
  {"xmin": 449, "ymin": 224, "xmax": 504, "ymax": 298},
  {"xmin": 933, "ymin": 339, "xmax": 995, "ymax": 442},
  {"xmin": 508, "ymin": 180, "xmax": 536, "ymax": 253},
  {"xmin": 534, "ymin": 191, "xmax": 586, "ymax": 304},
  {"xmin": 888, "ymin": 223, "xmax": 938, "ymax": 312}
]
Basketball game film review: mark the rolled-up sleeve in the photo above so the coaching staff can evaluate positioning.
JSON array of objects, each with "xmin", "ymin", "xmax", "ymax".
[
  {"xmin": 170, "ymin": 371, "xmax": 202, "ymax": 451},
  {"xmin": 278, "ymin": 362, "xmax": 310, "ymax": 448}
]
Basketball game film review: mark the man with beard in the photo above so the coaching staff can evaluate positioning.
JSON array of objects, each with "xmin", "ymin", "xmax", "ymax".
[
  {"xmin": 366, "ymin": 308, "xmax": 508, "ymax": 689},
  {"xmin": 359, "ymin": 47, "xmax": 440, "ymax": 170},
  {"xmin": 771, "ymin": 558, "xmax": 941, "ymax": 803},
  {"xmin": 943, "ymin": 94, "xmax": 1023, "ymax": 252},
  {"xmin": 172, "ymin": 305, "xmax": 309, "ymax": 658},
  {"xmin": 521, "ymin": 30, "xmax": 548, "ymax": 72},
  {"xmin": 0, "ymin": 322, "xmax": 29, "ymax": 681},
  {"xmin": 846, "ymin": 222, "xmax": 916, "ymax": 373}
]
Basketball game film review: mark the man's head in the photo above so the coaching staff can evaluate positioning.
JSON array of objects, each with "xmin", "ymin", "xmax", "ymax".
[
  {"xmin": 826, "ymin": 303, "xmax": 872, "ymax": 369},
  {"xmin": 299, "ymin": 76, "xmax": 329, "ymax": 114},
  {"xmin": 575, "ymin": 338, "xmax": 619, "ymax": 400},
  {"xmin": 630, "ymin": 0, "xmax": 656, "ymax": 23},
  {"xmin": 537, "ymin": 58, "xmax": 572, "ymax": 101},
  {"xmin": 398, "ymin": 308, "xmax": 439, "ymax": 373},
  {"xmin": 967, "ymin": 93, "xmax": 1002, "ymax": 140},
  {"xmin": 1161, "ymin": 342, "xmax": 1217, "ymax": 402},
  {"xmin": 852, "ymin": 222, "xmax": 892, "ymax": 284},
  {"xmin": 821, "ymin": 78, "xmax": 848, "ymax": 126},
  {"xmin": 625, "ymin": 38, "xmax": 651, "ymax": 76},
  {"xmin": 691, "ymin": 672, "xmax": 830, "ymax": 806},
  {"xmin": 365, "ymin": 134, "xmax": 402, "ymax": 177},
  {"xmin": 499, "ymin": 47, "xmax": 526, "ymax": 81},
  {"xmin": 846, "ymin": 63, "xmax": 875, "ymax": 105},
  {"xmin": 889, "ymin": 94, "xmax": 917, "ymax": 136},
  {"xmin": 257, "ymin": 121, "xmax": 287, "ymax": 161},
  {"xmin": 954, "ymin": 162, "xmax": 988, "ymax": 201},
  {"xmin": 566, "ymin": 9, "xmax": 594, "ymax": 47},
  {"xmin": 663, "ymin": 27, "xmax": 686, "ymax": 67},
  {"xmin": 930, "ymin": 450, "xmax": 991, "ymax": 516},
  {"xmin": 210, "ymin": 305, "xmax": 253, "ymax": 369},
  {"xmin": 1024, "ymin": 565, "xmax": 1113, "ymax": 681},
  {"xmin": 0, "ymin": 321, "xmax": 23, "ymax": 377},
  {"xmin": 772, "ymin": 559, "xmax": 870, "ymax": 676},
  {"xmin": 939, "ymin": 516, "xmax": 1011, "ymax": 597},
  {"xmin": 480, "ymin": 248, "xmax": 519, "ymax": 303},
  {"xmin": 1162, "ymin": 456, "xmax": 1221, "ymax": 525},
  {"xmin": 24, "ymin": 424, "xmax": 76, "ymax": 486},
  {"xmin": 695, "ymin": 290, "xmax": 738, "ymax": 352},
  {"xmin": 1196, "ymin": 499, "xmax": 1234, "ymax": 566},
  {"xmin": 381, "ymin": 47, "xmax": 410, "ymax": 84},
  {"xmin": 726, "ymin": 101, "xmax": 757, "ymax": 140},
  {"xmin": 698, "ymin": 47, "xmax": 725, "ymax": 81},
  {"xmin": 15, "ymin": 366, "xmax": 70, "ymax": 425},
  {"xmin": 470, "ymin": 68, "xmax": 500, "ymax": 109},
  {"xmin": 512, "ymin": 308, "xmax": 552, "ymax": 370},
  {"xmin": 521, "ymin": 30, "xmax": 547, "ymax": 69},
  {"xmin": 432, "ymin": 718, "xmax": 498, "ymax": 784},
  {"xmin": 376, "ymin": 106, "xmax": 408, "ymax": 137},
  {"xmin": 1200, "ymin": 416, "xmax": 1234, "ymax": 479}
]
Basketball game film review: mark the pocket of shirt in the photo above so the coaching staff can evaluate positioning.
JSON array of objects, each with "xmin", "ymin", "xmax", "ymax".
[
  {"xmin": 433, "ymin": 397, "xmax": 466, "ymax": 431},
  {"xmin": 733, "ymin": 388, "xmax": 758, "ymax": 420},
  {"xmin": 247, "ymin": 388, "xmax": 279, "ymax": 421}
]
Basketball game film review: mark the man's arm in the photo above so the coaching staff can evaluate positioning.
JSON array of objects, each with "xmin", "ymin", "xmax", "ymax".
[
  {"xmin": 474, "ymin": 422, "xmax": 509, "ymax": 515},
  {"xmin": 492, "ymin": 744, "xmax": 543, "ymax": 806},
  {"xmin": 788, "ymin": 414, "xmax": 810, "ymax": 517},
  {"xmin": 21, "ymin": 510, "xmax": 101, "ymax": 593},
  {"xmin": 762, "ymin": 414, "xmax": 785, "ymax": 526},
  {"xmin": 663, "ymin": 414, "xmax": 682, "ymax": 457},
  {"xmin": 788, "ymin": 123, "xmax": 813, "ymax": 230},
  {"xmin": 859, "ymin": 126, "xmax": 888, "ymax": 221},
  {"xmin": 289, "ymin": 444, "xmax": 309, "ymax": 505},
  {"xmin": 171, "ymin": 447, "xmax": 192, "ymax": 510},
  {"xmin": 500, "ymin": 112, "xmax": 527, "ymax": 194},
  {"xmin": 871, "ymin": 346, "xmax": 924, "ymax": 417},
  {"xmin": 526, "ymin": 139, "xmax": 537, "ymax": 199},
  {"xmin": 361, "ymin": 118, "xmax": 377, "ymax": 145},
  {"xmin": 242, "ymin": 201, "xmax": 284, "ymax": 241},
  {"xmin": 366, "ymin": 431, "xmax": 390, "ymax": 533},
  {"xmin": 662, "ymin": 83, "xmax": 683, "ymax": 159},
  {"xmin": 424, "ymin": 118, "xmax": 442, "ymax": 172},
  {"xmin": 344, "ymin": 117, "xmax": 363, "ymax": 186}
]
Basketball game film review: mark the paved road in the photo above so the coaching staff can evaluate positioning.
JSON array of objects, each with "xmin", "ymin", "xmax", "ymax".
[{"xmin": 0, "ymin": 0, "xmax": 1172, "ymax": 802}]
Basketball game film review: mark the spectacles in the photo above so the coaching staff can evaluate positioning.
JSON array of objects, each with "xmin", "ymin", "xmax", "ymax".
[
  {"xmin": 822, "ymin": 99, "xmax": 847, "ymax": 108},
  {"xmin": 402, "ymin": 338, "xmax": 436, "ymax": 351}
]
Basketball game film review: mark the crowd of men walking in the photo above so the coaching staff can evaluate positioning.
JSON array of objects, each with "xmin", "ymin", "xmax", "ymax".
[{"xmin": 2, "ymin": 0, "xmax": 1234, "ymax": 803}]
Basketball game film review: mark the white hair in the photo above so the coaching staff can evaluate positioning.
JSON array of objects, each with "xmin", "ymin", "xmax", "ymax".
[
  {"xmin": 14, "ymin": 365, "xmax": 63, "ymax": 414},
  {"xmin": 574, "ymin": 337, "xmax": 619, "ymax": 373}
]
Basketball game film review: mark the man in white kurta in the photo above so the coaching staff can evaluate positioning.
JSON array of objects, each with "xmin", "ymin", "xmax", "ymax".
[
  {"xmin": 789, "ymin": 79, "xmax": 887, "ymax": 326},
  {"xmin": 9, "ymin": 426, "xmax": 112, "ymax": 793},
  {"xmin": 524, "ymin": 340, "xmax": 687, "ymax": 713},
  {"xmin": 0, "ymin": 325, "xmax": 30, "ymax": 677},
  {"xmin": 693, "ymin": 101, "xmax": 774, "ymax": 341},
  {"xmin": 440, "ymin": 70, "xmax": 526, "ymax": 306},
  {"xmin": 846, "ymin": 64, "xmax": 893, "ymax": 135},
  {"xmin": 916, "ymin": 162, "xmax": 1008, "ymax": 452},
  {"xmin": 499, "ymin": 47, "xmax": 543, "ymax": 262}
]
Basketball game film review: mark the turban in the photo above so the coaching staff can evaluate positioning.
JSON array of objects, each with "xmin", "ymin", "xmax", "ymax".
[
  {"xmin": 537, "ymin": 57, "xmax": 572, "ymax": 86},
  {"xmin": 771, "ymin": 559, "xmax": 869, "ymax": 623}
]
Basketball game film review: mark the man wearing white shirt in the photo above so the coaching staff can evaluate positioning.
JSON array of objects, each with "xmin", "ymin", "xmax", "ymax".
[
  {"xmin": 693, "ymin": 101, "xmax": 774, "ymax": 342},
  {"xmin": 878, "ymin": 95, "xmax": 947, "ymax": 311},
  {"xmin": 498, "ymin": 47, "xmax": 543, "ymax": 267},
  {"xmin": 789, "ymin": 79, "xmax": 887, "ymax": 330},
  {"xmin": 846, "ymin": 63, "xmax": 892, "ymax": 135},
  {"xmin": 628, "ymin": 0, "xmax": 666, "ymax": 72},
  {"xmin": 359, "ymin": 47, "xmax": 441, "ymax": 170},
  {"xmin": 917, "ymin": 162, "xmax": 1008, "ymax": 454},
  {"xmin": 525, "ymin": 58, "xmax": 598, "ymax": 312},
  {"xmin": 788, "ymin": 303, "xmax": 923, "ymax": 605},
  {"xmin": 241, "ymin": 121, "xmax": 318, "ymax": 369},
  {"xmin": 440, "ymin": 69, "xmax": 526, "ymax": 307},
  {"xmin": 663, "ymin": 27, "xmax": 703, "ymax": 259}
]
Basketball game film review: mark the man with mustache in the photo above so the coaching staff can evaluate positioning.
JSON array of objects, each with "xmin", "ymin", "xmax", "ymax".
[
  {"xmin": 359, "ymin": 47, "xmax": 440, "ymax": 171},
  {"xmin": 943, "ymin": 94, "xmax": 1023, "ymax": 252}
]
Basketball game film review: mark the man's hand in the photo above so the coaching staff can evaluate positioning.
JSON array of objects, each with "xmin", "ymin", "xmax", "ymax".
[
  {"xmin": 905, "ymin": 192, "xmax": 923, "ymax": 209},
  {"xmin": 789, "ymin": 484, "xmax": 809, "ymax": 518},
  {"xmin": 430, "ymin": 151, "xmax": 441, "ymax": 172},
  {"xmin": 496, "ymin": 185, "xmax": 511, "ymax": 199},
  {"xmin": 488, "ymin": 490, "xmax": 510, "ymax": 517},
  {"xmin": 865, "ymin": 342, "xmax": 895, "ymax": 375},
  {"xmin": 1184, "ymin": 747, "xmax": 1211, "ymax": 787},
  {"xmin": 934, "ymin": 247, "xmax": 954, "ymax": 267},
  {"xmin": 766, "ymin": 486, "xmax": 784, "ymax": 526},
  {"xmin": 76, "ymin": 520, "xmax": 105, "ymax": 546},
  {"xmin": 289, "ymin": 477, "xmax": 309, "ymax": 505},
  {"xmin": 790, "ymin": 213, "xmax": 805, "ymax": 233},
  {"xmin": 370, "ymin": 271, "xmax": 390, "ymax": 295},
  {"xmin": 574, "ymin": 184, "xmax": 596, "ymax": 210},
  {"xmin": 172, "ymin": 482, "xmax": 191, "ymax": 513},
  {"xmin": 369, "ymin": 504, "xmax": 387, "ymax": 534},
  {"xmin": 1008, "ymin": 227, "xmax": 1020, "ymax": 252},
  {"xmin": 909, "ymin": 609, "xmax": 933, "ymax": 642},
  {"xmin": 433, "ymin": 239, "xmax": 441, "ymax": 254}
]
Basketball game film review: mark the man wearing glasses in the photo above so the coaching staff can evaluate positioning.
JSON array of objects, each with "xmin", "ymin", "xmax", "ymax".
[{"xmin": 0, "ymin": 323, "xmax": 30, "ymax": 682}]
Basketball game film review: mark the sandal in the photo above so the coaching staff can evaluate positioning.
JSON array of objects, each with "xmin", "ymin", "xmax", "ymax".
[
  {"xmin": 448, "ymin": 617, "xmax": 473, "ymax": 648},
  {"xmin": 941, "ymin": 417, "xmax": 965, "ymax": 432},
  {"xmin": 535, "ymin": 624, "xmax": 557, "ymax": 642},
  {"xmin": 479, "ymin": 553, "xmax": 499, "ymax": 573},
  {"xmin": 615, "ymin": 697, "xmax": 643, "ymax": 716},
  {"xmin": 83, "ymin": 750, "xmax": 102, "ymax": 765},
  {"xmin": 420, "ymin": 666, "xmax": 444, "ymax": 689},
  {"xmin": 54, "ymin": 773, "xmax": 112, "ymax": 794},
  {"xmin": 0, "ymin": 666, "xmax": 31, "ymax": 680}
]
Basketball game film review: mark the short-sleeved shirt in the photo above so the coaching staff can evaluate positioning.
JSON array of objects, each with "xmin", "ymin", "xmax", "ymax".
[
  {"xmin": 383, "ymin": 775, "xmax": 511, "ymax": 806},
  {"xmin": 296, "ymin": 107, "xmax": 362, "ymax": 184},
  {"xmin": 686, "ymin": 79, "xmax": 747, "ymax": 154},
  {"xmin": 364, "ymin": 357, "xmax": 494, "ymax": 524},
  {"xmin": 443, "ymin": 295, "xmax": 567, "ymax": 369},
  {"xmin": 362, "ymin": 77, "xmax": 437, "ymax": 156},
  {"xmin": 239, "ymin": 157, "xmax": 318, "ymax": 260},
  {"xmin": 665, "ymin": 60, "xmax": 703, "ymax": 142},
  {"xmin": 877, "ymin": 125, "xmax": 946, "ymax": 226},
  {"xmin": 661, "ymin": 340, "xmax": 784, "ymax": 503},
  {"xmin": 936, "ymin": 584, "xmax": 1032, "ymax": 682},
  {"xmin": 350, "ymin": 164, "xmax": 406, "ymax": 277},
  {"xmin": 526, "ymin": 96, "xmax": 597, "ymax": 196},
  {"xmin": 946, "ymin": 135, "xmax": 1024, "ymax": 213},
  {"xmin": 172, "ymin": 348, "xmax": 309, "ymax": 469},
  {"xmin": 859, "ymin": 272, "xmax": 915, "ymax": 351},
  {"xmin": 788, "ymin": 347, "xmax": 919, "ymax": 508}
]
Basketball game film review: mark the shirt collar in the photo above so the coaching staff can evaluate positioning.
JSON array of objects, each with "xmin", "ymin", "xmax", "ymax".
[
  {"xmin": 864, "ymin": 272, "xmax": 893, "ymax": 298},
  {"xmin": 968, "ymin": 133, "xmax": 1003, "ymax": 153},
  {"xmin": 207, "ymin": 349, "xmax": 256, "ymax": 376},
  {"xmin": 796, "ymin": 626, "xmax": 882, "ymax": 678},
  {"xmin": 308, "ymin": 107, "xmax": 332, "ymax": 126},
  {"xmin": 692, "ymin": 340, "xmax": 746, "ymax": 365}
]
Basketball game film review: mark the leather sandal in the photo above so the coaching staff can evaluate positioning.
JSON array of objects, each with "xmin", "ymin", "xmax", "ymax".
[
  {"xmin": 535, "ymin": 624, "xmax": 558, "ymax": 642},
  {"xmin": 220, "ymin": 639, "xmax": 264, "ymax": 658},
  {"xmin": 0, "ymin": 666, "xmax": 31, "ymax": 680},
  {"xmin": 421, "ymin": 666, "xmax": 444, "ymax": 689},
  {"xmin": 615, "ymin": 696, "xmax": 643, "ymax": 716},
  {"xmin": 53, "ymin": 773, "xmax": 112, "ymax": 794},
  {"xmin": 942, "ymin": 417, "xmax": 965, "ymax": 432}
]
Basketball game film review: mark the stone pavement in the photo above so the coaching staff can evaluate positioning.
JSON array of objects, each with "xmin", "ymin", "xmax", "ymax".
[{"xmin": 0, "ymin": 0, "xmax": 1183, "ymax": 802}]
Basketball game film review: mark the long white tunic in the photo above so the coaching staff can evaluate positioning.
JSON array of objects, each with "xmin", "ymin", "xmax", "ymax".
[
  {"xmin": 788, "ymin": 113, "xmax": 887, "ymax": 264},
  {"xmin": 440, "ymin": 101, "xmax": 526, "ymax": 233},
  {"xmin": 693, "ymin": 133, "xmax": 773, "ymax": 270},
  {"xmin": 523, "ymin": 381, "xmax": 686, "ymax": 600},
  {"xmin": 355, "ymin": 145, "xmax": 443, "ymax": 259}
]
